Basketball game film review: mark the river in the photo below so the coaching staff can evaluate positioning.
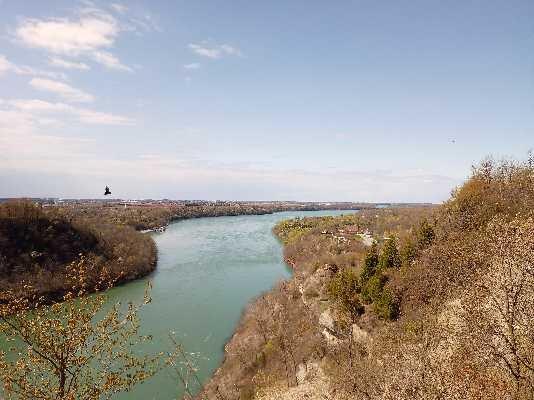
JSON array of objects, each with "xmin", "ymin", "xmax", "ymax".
[{"xmin": 44, "ymin": 210, "xmax": 358, "ymax": 399}]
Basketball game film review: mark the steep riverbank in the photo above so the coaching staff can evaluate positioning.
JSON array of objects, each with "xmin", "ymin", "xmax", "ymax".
[
  {"xmin": 199, "ymin": 157, "xmax": 534, "ymax": 400},
  {"xmin": 197, "ymin": 208, "xmax": 431, "ymax": 400}
]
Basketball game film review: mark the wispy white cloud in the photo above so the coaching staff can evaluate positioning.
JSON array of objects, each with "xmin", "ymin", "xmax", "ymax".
[
  {"xmin": 183, "ymin": 62, "xmax": 201, "ymax": 70},
  {"xmin": 219, "ymin": 44, "xmax": 242, "ymax": 57},
  {"xmin": 188, "ymin": 42, "xmax": 243, "ymax": 59},
  {"xmin": 8, "ymin": 99, "xmax": 72, "ymax": 113},
  {"xmin": 5, "ymin": 98, "xmax": 133, "ymax": 125},
  {"xmin": 48, "ymin": 57, "xmax": 90, "ymax": 70},
  {"xmin": 15, "ymin": 12, "xmax": 118, "ymax": 55},
  {"xmin": 110, "ymin": 3, "xmax": 161, "ymax": 33},
  {"xmin": 75, "ymin": 107, "xmax": 133, "ymax": 125},
  {"xmin": 91, "ymin": 50, "xmax": 132, "ymax": 71},
  {"xmin": 29, "ymin": 78, "xmax": 95, "ymax": 103},
  {"xmin": 13, "ymin": 7, "xmax": 132, "ymax": 72},
  {"xmin": 0, "ymin": 54, "xmax": 66, "ymax": 79}
]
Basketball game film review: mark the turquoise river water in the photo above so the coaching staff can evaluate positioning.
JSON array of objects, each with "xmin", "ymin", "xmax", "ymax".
[{"xmin": 3, "ymin": 210, "xmax": 357, "ymax": 399}]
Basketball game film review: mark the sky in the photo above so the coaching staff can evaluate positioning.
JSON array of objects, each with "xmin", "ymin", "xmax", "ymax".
[{"xmin": 0, "ymin": 0, "xmax": 532, "ymax": 202}]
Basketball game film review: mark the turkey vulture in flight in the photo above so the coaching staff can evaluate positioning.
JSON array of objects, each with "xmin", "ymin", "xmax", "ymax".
[{"xmin": 104, "ymin": 186, "xmax": 111, "ymax": 196}]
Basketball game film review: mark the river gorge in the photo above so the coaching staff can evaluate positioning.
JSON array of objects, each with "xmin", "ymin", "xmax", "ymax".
[{"xmin": 100, "ymin": 210, "xmax": 356, "ymax": 399}]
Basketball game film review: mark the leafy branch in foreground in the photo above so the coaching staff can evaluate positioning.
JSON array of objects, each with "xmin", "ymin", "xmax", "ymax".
[{"xmin": 0, "ymin": 256, "xmax": 163, "ymax": 400}]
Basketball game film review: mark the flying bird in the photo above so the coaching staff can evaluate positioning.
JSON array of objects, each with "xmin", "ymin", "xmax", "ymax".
[{"xmin": 104, "ymin": 186, "xmax": 111, "ymax": 196}]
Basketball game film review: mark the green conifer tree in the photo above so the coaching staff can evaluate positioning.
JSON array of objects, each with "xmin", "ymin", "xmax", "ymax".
[{"xmin": 378, "ymin": 237, "xmax": 401, "ymax": 269}]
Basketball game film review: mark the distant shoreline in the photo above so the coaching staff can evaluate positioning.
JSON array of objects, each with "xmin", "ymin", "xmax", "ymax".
[{"xmin": 14, "ymin": 199, "xmax": 433, "ymax": 232}]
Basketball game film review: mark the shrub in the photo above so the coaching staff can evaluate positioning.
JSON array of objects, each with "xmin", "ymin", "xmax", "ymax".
[
  {"xmin": 359, "ymin": 243, "xmax": 379, "ymax": 285},
  {"xmin": 328, "ymin": 268, "xmax": 364, "ymax": 318},
  {"xmin": 274, "ymin": 218, "xmax": 317, "ymax": 244},
  {"xmin": 378, "ymin": 237, "xmax": 401, "ymax": 269},
  {"xmin": 361, "ymin": 272, "xmax": 388, "ymax": 304},
  {"xmin": 416, "ymin": 218, "xmax": 435, "ymax": 249},
  {"xmin": 372, "ymin": 288, "xmax": 399, "ymax": 320}
]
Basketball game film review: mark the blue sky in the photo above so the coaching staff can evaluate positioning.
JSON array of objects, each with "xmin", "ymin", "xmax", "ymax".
[{"xmin": 0, "ymin": 0, "xmax": 532, "ymax": 202}]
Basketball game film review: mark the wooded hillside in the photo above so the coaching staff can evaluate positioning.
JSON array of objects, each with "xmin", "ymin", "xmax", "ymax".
[
  {"xmin": 0, "ymin": 201, "xmax": 157, "ymax": 302},
  {"xmin": 199, "ymin": 156, "xmax": 534, "ymax": 400}
]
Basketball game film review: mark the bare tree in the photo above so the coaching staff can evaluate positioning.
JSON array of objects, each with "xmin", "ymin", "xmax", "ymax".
[{"xmin": 465, "ymin": 217, "xmax": 534, "ymax": 399}]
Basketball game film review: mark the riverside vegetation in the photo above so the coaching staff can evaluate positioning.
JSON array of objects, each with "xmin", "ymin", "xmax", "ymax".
[
  {"xmin": 0, "ymin": 200, "xmax": 157, "ymax": 302},
  {"xmin": 198, "ymin": 156, "xmax": 534, "ymax": 400}
]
